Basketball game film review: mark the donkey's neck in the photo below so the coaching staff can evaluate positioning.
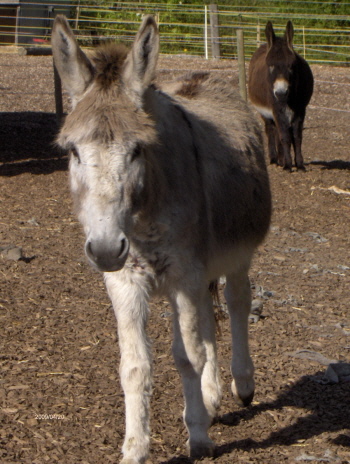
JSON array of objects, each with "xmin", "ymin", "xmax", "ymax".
[{"xmin": 137, "ymin": 84, "xmax": 207, "ymax": 245}]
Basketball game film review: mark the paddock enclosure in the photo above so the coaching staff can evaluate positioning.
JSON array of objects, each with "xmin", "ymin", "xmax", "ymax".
[{"xmin": 1, "ymin": 52, "xmax": 349, "ymax": 463}]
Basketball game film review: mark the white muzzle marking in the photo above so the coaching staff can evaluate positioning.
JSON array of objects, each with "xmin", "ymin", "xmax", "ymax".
[{"xmin": 273, "ymin": 78, "xmax": 289, "ymax": 98}]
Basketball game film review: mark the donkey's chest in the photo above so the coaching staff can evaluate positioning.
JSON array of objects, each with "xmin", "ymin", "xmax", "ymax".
[
  {"xmin": 254, "ymin": 102, "xmax": 294, "ymax": 124},
  {"xmin": 124, "ymin": 222, "xmax": 176, "ymax": 283},
  {"xmin": 127, "ymin": 244, "xmax": 171, "ymax": 276}
]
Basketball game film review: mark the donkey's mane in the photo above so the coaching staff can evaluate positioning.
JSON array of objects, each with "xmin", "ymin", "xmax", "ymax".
[
  {"xmin": 172, "ymin": 72, "xmax": 210, "ymax": 99},
  {"xmin": 91, "ymin": 43, "xmax": 129, "ymax": 89}
]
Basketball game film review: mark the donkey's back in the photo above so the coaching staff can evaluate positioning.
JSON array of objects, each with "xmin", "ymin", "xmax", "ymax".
[{"xmin": 157, "ymin": 72, "xmax": 271, "ymax": 276}]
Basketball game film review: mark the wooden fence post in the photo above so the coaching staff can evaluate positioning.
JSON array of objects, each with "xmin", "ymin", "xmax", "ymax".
[
  {"xmin": 204, "ymin": 5, "xmax": 209, "ymax": 59},
  {"xmin": 236, "ymin": 28, "xmax": 247, "ymax": 101},
  {"xmin": 75, "ymin": 0, "xmax": 81, "ymax": 30},
  {"xmin": 15, "ymin": 6, "xmax": 20, "ymax": 46},
  {"xmin": 209, "ymin": 4, "xmax": 220, "ymax": 59}
]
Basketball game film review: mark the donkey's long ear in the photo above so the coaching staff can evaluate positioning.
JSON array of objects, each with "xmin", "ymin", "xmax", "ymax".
[
  {"xmin": 51, "ymin": 15, "xmax": 94, "ymax": 105},
  {"xmin": 285, "ymin": 21, "xmax": 294, "ymax": 51},
  {"xmin": 265, "ymin": 21, "xmax": 276, "ymax": 52},
  {"xmin": 123, "ymin": 15, "xmax": 159, "ymax": 107}
]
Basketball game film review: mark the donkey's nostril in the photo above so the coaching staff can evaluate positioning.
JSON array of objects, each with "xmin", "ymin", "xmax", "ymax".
[
  {"xmin": 119, "ymin": 237, "xmax": 127, "ymax": 257},
  {"xmin": 85, "ymin": 236, "xmax": 129, "ymax": 272},
  {"xmin": 275, "ymin": 88, "xmax": 288, "ymax": 96},
  {"xmin": 86, "ymin": 240, "xmax": 94, "ymax": 260}
]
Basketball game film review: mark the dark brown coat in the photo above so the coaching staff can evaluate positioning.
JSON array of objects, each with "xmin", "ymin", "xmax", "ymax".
[{"xmin": 248, "ymin": 21, "xmax": 314, "ymax": 171}]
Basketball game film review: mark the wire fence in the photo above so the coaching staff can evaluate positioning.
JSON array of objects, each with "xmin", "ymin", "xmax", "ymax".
[{"xmin": 0, "ymin": 1, "xmax": 350, "ymax": 65}]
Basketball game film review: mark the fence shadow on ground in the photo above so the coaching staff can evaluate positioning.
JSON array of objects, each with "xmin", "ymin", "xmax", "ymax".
[
  {"xmin": 0, "ymin": 111, "xmax": 68, "ymax": 176},
  {"xmin": 161, "ymin": 371, "xmax": 350, "ymax": 463}
]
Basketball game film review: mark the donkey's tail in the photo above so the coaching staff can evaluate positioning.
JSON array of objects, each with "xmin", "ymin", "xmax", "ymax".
[
  {"xmin": 209, "ymin": 280, "xmax": 220, "ymax": 307},
  {"xmin": 209, "ymin": 280, "xmax": 228, "ymax": 336}
]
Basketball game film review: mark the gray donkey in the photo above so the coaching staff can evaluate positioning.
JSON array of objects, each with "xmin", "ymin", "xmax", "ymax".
[{"xmin": 52, "ymin": 14, "xmax": 271, "ymax": 463}]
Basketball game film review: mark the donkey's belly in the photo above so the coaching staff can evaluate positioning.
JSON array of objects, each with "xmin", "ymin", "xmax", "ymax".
[{"xmin": 206, "ymin": 244, "xmax": 255, "ymax": 281}]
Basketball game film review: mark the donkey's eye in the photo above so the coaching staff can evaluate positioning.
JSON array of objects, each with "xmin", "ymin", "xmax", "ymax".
[
  {"xmin": 131, "ymin": 143, "xmax": 142, "ymax": 161},
  {"xmin": 70, "ymin": 146, "xmax": 80, "ymax": 163}
]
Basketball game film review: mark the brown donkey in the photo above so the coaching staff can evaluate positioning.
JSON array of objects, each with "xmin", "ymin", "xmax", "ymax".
[
  {"xmin": 248, "ymin": 21, "xmax": 314, "ymax": 171},
  {"xmin": 52, "ymin": 15, "xmax": 271, "ymax": 463}
]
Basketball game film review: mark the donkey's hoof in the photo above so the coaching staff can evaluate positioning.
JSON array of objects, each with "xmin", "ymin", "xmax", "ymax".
[
  {"xmin": 187, "ymin": 438, "xmax": 215, "ymax": 459},
  {"xmin": 231, "ymin": 378, "xmax": 255, "ymax": 407},
  {"xmin": 120, "ymin": 459, "xmax": 140, "ymax": 464},
  {"xmin": 234, "ymin": 390, "xmax": 255, "ymax": 407}
]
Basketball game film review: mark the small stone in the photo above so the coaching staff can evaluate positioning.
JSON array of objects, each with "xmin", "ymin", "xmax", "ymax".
[
  {"xmin": 249, "ymin": 299, "xmax": 263, "ymax": 323},
  {"xmin": 326, "ymin": 363, "xmax": 350, "ymax": 383},
  {"xmin": 26, "ymin": 418, "xmax": 38, "ymax": 426},
  {"xmin": 0, "ymin": 245, "xmax": 23, "ymax": 261},
  {"xmin": 27, "ymin": 217, "xmax": 40, "ymax": 226},
  {"xmin": 305, "ymin": 232, "xmax": 328, "ymax": 243},
  {"xmin": 251, "ymin": 299, "xmax": 263, "ymax": 314}
]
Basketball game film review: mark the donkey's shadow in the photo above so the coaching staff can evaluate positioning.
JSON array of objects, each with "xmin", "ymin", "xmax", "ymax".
[
  {"xmin": 0, "ymin": 112, "xmax": 67, "ymax": 176},
  {"xmin": 162, "ymin": 371, "xmax": 349, "ymax": 463},
  {"xmin": 215, "ymin": 371, "xmax": 350, "ymax": 458},
  {"xmin": 308, "ymin": 159, "xmax": 350, "ymax": 170}
]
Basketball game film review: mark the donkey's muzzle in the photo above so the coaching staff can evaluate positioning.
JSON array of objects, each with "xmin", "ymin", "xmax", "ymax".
[
  {"xmin": 273, "ymin": 77, "xmax": 289, "ymax": 101},
  {"xmin": 85, "ymin": 235, "xmax": 129, "ymax": 272},
  {"xmin": 274, "ymin": 88, "xmax": 289, "ymax": 101}
]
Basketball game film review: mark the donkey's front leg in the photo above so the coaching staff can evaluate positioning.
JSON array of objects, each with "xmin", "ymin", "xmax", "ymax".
[
  {"xmin": 170, "ymin": 285, "xmax": 215, "ymax": 459},
  {"xmin": 105, "ymin": 273, "xmax": 152, "ymax": 464},
  {"xmin": 263, "ymin": 117, "xmax": 278, "ymax": 165},
  {"xmin": 276, "ymin": 119, "xmax": 293, "ymax": 170}
]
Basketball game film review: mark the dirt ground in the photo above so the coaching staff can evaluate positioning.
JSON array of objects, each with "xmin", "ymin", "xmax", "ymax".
[{"xmin": 0, "ymin": 52, "xmax": 349, "ymax": 464}]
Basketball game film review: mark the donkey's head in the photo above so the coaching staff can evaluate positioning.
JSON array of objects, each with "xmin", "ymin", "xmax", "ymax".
[
  {"xmin": 52, "ymin": 15, "xmax": 159, "ymax": 272},
  {"xmin": 265, "ymin": 21, "xmax": 296, "ymax": 102}
]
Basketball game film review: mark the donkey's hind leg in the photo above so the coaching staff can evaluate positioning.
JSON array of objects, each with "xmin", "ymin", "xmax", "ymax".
[
  {"xmin": 170, "ymin": 284, "xmax": 215, "ymax": 459},
  {"xmin": 292, "ymin": 112, "xmax": 306, "ymax": 170},
  {"xmin": 224, "ymin": 271, "xmax": 255, "ymax": 407},
  {"xmin": 200, "ymin": 287, "xmax": 222, "ymax": 420}
]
